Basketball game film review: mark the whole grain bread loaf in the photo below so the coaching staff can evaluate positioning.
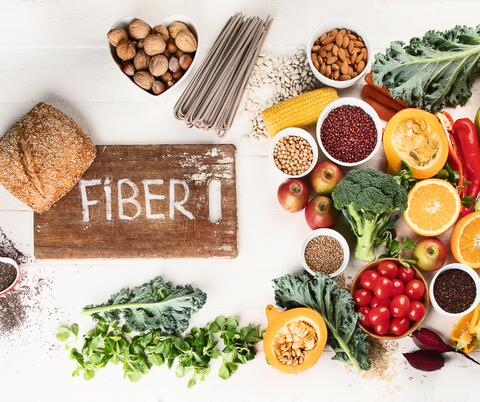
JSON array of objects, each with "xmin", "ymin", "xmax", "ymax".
[{"xmin": 0, "ymin": 103, "xmax": 97, "ymax": 213}]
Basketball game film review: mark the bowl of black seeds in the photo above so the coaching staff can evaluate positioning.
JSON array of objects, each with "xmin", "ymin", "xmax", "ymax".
[
  {"xmin": 301, "ymin": 228, "xmax": 349, "ymax": 277},
  {"xmin": 0, "ymin": 257, "xmax": 20, "ymax": 296},
  {"xmin": 429, "ymin": 263, "xmax": 480, "ymax": 317}
]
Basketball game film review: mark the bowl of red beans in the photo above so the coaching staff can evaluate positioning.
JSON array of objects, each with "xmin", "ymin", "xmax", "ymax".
[
  {"xmin": 316, "ymin": 97, "xmax": 382, "ymax": 167},
  {"xmin": 350, "ymin": 258, "xmax": 429, "ymax": 340}
]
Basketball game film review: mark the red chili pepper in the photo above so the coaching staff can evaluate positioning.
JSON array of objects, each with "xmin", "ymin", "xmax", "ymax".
[
  {"xmin": 436, "ymin": 112, "xmax": 467, "ymax": 198},
  {"xmin": 453, "ymin": 118, "xmax": 480, "ymax": 217}
]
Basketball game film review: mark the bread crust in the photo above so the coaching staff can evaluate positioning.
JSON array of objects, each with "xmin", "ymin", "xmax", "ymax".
[{"xmin": 0, "ymin": 103, "xmax": 97, "ymax": 213}]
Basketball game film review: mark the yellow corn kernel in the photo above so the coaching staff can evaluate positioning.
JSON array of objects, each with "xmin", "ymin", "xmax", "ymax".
[{"xmin": 261, "ymin": 87, "xmax": 338, "ymax": 138}]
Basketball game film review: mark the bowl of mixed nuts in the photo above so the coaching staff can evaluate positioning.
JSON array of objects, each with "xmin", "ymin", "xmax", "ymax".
[
  {"xmin": 107, "ymin": 15, "xmax": 199, "ymax": 101},
  {"xmin": 307, "ymin": 18, "xmax": 372, "ymax": 89},
  {"xmin": 269, "ymin": 127, "xmax": 319, "ymax": 179}
]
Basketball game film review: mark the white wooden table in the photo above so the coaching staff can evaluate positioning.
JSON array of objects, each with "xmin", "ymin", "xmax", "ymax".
[{"xmin": 1, "ymin": 0, "xmax": 479, "ymax": 400}]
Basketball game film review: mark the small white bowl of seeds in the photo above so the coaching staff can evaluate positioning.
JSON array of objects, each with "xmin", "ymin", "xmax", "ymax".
[
  {"xmin": 301, "ymin": 228, "xmax": 349, "ymax": 277},
  {"xmin": 269, "ymin": 127, "xmax": 318, "ymax": 179}
]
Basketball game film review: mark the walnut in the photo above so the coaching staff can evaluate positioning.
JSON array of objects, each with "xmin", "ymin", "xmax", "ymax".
[
  {"xmin": 116, "ymin": 39, "xmax": 136, "ymax": 60},
  {"xmin": 133, "ymin": 71, "xmax": 155, "ymax": 90},
  {"xmin": 175, "ymin": 29, "xmax": 197, "ymax": 53},
  {"xmin": 133, "ymin": 49, "xmax": 151, "ymax": 71},
  {"xmin": 107, "ymin": 28, "xmax": 128, "ymax": 47},
  {"xmin": 143, "ymin": 34, "xmax": 166, "ymax": 56},
  {"xmin": 149, "ymin": 55, "xmax": 169, "ymax": 77},
  {"xmin": 168, "ymin": 21, "xmax": 189, "ymax": 39},
  {"xmin": 152, "ymin": 25, "xmax": 170, "ymax": 42},
  {"xmin": 128, "ymin": 19, "xmax": 151, "ymax": 40}
]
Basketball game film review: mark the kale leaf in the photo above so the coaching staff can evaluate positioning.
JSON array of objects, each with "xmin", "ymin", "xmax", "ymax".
[
  {"xmin": 273, "ymin": 271, "xmax": 371, "ymax": 373},
  {"xmin": 372, "ymin": 24, "xmax": 480, "ymax": 112},
  {"xmin": 82, "ymin": 276, "xmax": 207, "ymax": 334}
]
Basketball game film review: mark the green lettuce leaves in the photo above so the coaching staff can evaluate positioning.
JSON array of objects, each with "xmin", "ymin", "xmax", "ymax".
[
  {"xmin": 372, "ymin": 24, "xmax": 480, "ymax": 112},
  {"xmin": 82, "ymin": 276, "xmax": 207, "ymax": 334},
  {"xmin": 273, "ymin": 271, "xmax": 371, "ymax": 373}
]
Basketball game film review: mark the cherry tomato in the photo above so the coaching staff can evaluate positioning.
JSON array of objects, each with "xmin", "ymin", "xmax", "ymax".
[
  {"xmin": 373, "ymin": 277, "xmax": 393, "ymax": 300},
  {"xmin": 370, "ymin": 296, "xmax": 391, "ymax": 309},
  {"xmin": 405, "ymin": 279, "xmax": 425, "ymax": 301},
  {"xmin": 390, "ymin": 317, "xmax": 410, "ymax": 336},
  {"xmin": 407, "ymin": 301, "xmax": 426, "ymax": 321},
  {"xmin": 390, "ymin": 294, "xmax": 411, "ymax": 318},
  {"xmin": 397, "ymin": 266, "xmax": 415, "ymax": 283},
  {"xmin": 377, "ymin": 261, "xmax": 398, "ymax": 280},
  {"xmin": 369, "ymin": 306, "xmax": 390, "ymax": 326},
  {"xmin": 358, "ymin": 306, "xmax": 372, "ymax": 326},
  {"xmin": 353, "ymin": 289, "xmax": 373, "ymax": 307},
  {"xmin": 374, "ymin": 319, "xmax": 391, "ymax": 336},
  {"xmin": 390, "ymin": 279, "xmax": 405, "ymax": 298},
  {"xmin": 359, "ymin": 270, "xmax": 380, "ymax": 291}
]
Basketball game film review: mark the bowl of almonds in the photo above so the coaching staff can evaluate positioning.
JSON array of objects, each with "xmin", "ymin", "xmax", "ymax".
[
  {"xmin": 307, "ymin": 19, "xmax": 372, "ymax": 89},
  {"xmin": 107, "ymin": 15, "xmax": 199, "ymax": 101}
]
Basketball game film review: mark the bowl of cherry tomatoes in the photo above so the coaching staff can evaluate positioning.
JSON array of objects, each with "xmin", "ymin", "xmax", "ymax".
[{"xmin": 350, "ymin": 258, "xmax": 429, "ymax": 340}]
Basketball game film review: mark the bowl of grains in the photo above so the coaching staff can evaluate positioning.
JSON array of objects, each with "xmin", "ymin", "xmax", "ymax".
[
  {"xmin": 301, "ymin": 228, "xmax": 349, "ymax": 277},
  {"xmin": 269, "ymin": 127, "xmax": 318, "ymax": 178},
  {"xmin": 316, "ymin": 97, "xmax": 382, "ymax": 166},
  {"xmin": 307, "ymin": 19, "xmax": 373, "ymax": 89},
  {"xmin": 0, "ymin": 257, "xmax": 20, "ymax": 296},
  {"xmin": 429, "ymin": 263, "xmax": 480, "ymax": 317}
]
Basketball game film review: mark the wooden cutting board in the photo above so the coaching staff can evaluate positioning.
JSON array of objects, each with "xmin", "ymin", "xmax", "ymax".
[{"xmin": 34, "ymin": 144, "xmax": 237, "ymax": 259}]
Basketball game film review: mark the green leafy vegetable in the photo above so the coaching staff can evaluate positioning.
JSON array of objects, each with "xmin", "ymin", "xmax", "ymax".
[
  {"xmin": 56, "ymin": 323, "xmax": 79, "ymax": 350},
  {"xmin": 372, "ymin": 24, "xmax": 480, "ymax": 112},
  {"xmin": 82, "ymin": 276, "xmax": 207, "ymax": 334},
  {"xmin": 376, "ymin": 233, "xmax": 416, "ymax": 268},
  {"xmin": 272, "ymin": 271, "xmax": 371, "ymax": 373}
]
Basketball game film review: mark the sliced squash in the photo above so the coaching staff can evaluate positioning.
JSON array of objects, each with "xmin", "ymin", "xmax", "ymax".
[
  {"xmin": 263, "ymin": 305, "xmax": 327, "ymax": 374},
  {"xmin": 383, "ymin": 109, "xmax": 448, "ymax": 179}
]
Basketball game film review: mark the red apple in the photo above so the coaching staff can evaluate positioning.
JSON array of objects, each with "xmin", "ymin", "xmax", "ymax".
[
  {"xmin": 304, "ymin": 196, "xmax": 339, "ymax": 229},
  {"xmin": 277, "ymin": 179, "xmax": 309, "ymax": 213},
  {"xmin": 412, "ymin": 237, "xmax": 447, "ymax": 272},
  {"xmin": 310, "ymin": 160, "xmax": 344, "ymax": 196}
]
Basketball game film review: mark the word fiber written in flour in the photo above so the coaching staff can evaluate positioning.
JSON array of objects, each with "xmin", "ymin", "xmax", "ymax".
[{"xmin": 79, "ymin": 178, "xmax": 194, "ymax": 222}]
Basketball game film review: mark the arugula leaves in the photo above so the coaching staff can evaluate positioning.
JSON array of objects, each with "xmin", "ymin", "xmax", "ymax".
[
  {"xmin": 272, "ymin": 271, "xmax": 371, "ymax": 373},
  {"xmin": 82, "ymin": 276, "xmax": 207, "ymax": 334},
  {"xmin": 372, "ymin": 24, "xmax": 480, "ymax": 112}
]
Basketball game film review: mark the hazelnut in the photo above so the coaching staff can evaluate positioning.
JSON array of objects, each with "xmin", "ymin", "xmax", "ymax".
[
  {"xmin": 172, "ymin": 70, "xmax": 183, "ymax": 81},
  {"xmin": 168, "ymin": 57, "xmax": 180, "ymax": 73},
  {"xmin": 137, "ymin": 38, "xmax": 145, "ymax": 49},
  {"xmin": 152, "ymin": 25, "xmax": 170, "ymax": 42},
  {"xmin": 116, "ymin": 39, "xmax": 136, "ymax": 60},
  {"xmin": 175, "ymin": 29, "xmax": 197, "ymax": 53},
  {"xmin": 133, "ymin": 49, "xmax": 151, "ymax": 71},
  {"xmin": 122, "ymin": 61, "xmax": 135, "ymax": 76},
  {"xmin": 149, "ymin": 54, "xmax": 169, "ymax": 77},
  {"xmin": 162, "ymin": 48, "xmax": 171, "ymax": 59},
  {"xmin": 143, "ymin": 34, "xmax": 166, "ymax": 56},
  {"xmin": 166, "ymin": 39, "xmax": 177, "ymax": 54},
  {"xmin": 107, "ymin": 28, "xmax": 128, "ymax": 47},
  {"xmin": 175, "ymin": 49, "xmax": 186, "ymax": 59},
  {"xmin": 168, "ymin": 21, "xmax": 189, "ymax": 39},
  {"xmin": 128, "ymin": 19, "xmax": 151, "ymax": 40},
  {"xmin": 152, "ymin": 80, "xmax": 166, "ymax": 95},
  {"xmin": 133, "ymin": 71, "xmax": 155, "ymax": 90},
  {"xmin": 161, "ymin": 71, "xmax": 173, "ymax": 84},
  {"xmin": 179, "ymin": 54, "xmax": 193, "ymax": 71}
]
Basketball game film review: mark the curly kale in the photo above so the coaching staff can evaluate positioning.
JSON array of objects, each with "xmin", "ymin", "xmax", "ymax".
[
  {"xmin": 331, "ymin": 168, "xmax": 408, "ymax": 262},
  {"xmin": 82, "ymin": 276, "xmax": 207, "ymax": 334}
]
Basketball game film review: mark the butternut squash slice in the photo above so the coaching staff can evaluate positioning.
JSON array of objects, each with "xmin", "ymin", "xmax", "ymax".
[
  {"xmin": 263, "ymin": 305, "xmax": 328, "ymax": 374},
  {"xmin": 383, "ymin": 109, "xmax": 449, "ymax": 179}
]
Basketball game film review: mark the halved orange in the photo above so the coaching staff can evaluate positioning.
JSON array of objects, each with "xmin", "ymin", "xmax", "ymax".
[
  {"xmin": 451, "ymin": 211, "xmax": 480, "ymax": 268},
  {"xmin": 404, "ymin": 179, "xmax": 461, "ymax": 236}
]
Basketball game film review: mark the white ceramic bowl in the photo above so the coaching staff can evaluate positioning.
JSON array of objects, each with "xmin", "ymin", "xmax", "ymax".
[
  {"xmin": 307, "ymin": 18, "xmax": 373, "ymax": 89},
  {"xmin": 269, "ymin": 127, "xmax": 319, "ymax": 179},
  {"xmin": 0, "ymin": 257, "xmax": 20, "ymax": 296},
  {"xmin": 108, "ymin": 15, "xmax": 200, "ymax": 103},
  {"xmin": 316, "ymin": 97, "xmax": 382, "ymax": 167},
  {"xmin": 301, "ymin": 228, "xmax": 350, "ymax": 278},
  {"xmin": 429, "ymin": 263, "xmax": 480, "ymax": 317}
]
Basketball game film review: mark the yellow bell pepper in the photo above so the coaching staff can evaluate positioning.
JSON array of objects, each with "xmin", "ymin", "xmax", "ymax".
[
  {"xmin": 451, "ymin": 308, "xmax": 478, "ymax": 354},
  {"xmin": 468, "ymin": 302, "xmax": 480, "ymax": 345}
]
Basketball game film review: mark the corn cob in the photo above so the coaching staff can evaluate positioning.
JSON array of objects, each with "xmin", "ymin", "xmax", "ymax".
[{"xmin": 261, "ymin": 87, "xmax": 338, "ymax": 138}]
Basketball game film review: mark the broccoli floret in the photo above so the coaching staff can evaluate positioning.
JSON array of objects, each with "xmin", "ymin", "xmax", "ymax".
[{"xmin": 331, "ymin": 168, "xmax": 408, "ymax": 262}]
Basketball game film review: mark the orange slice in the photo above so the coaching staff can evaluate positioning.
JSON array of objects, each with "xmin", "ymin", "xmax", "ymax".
[
  {"xmin": 404, "ymin": 179, "xmax": 461, "ymax": 236},
  {"xmin": 451, "ymin": 211, "xmax": 480, "ymax": 268}
]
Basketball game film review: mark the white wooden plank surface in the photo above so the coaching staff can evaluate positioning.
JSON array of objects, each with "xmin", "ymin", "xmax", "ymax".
[{"xmin": 1, "ymin": 0, "xmax": 480, "ymax": 401}]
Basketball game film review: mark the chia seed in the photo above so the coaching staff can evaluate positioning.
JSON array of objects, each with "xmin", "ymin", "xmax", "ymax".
[
  {"xmin": 433, "ymin": 269, "xmax": 477, "ymax": 314},
  {"xmin": 320, "ymin": 104, "xmax": 377, "ymax": 163},
  {"xmin": 0, "ymin": 261, "xmax": 17, "ymax": 292},
  {"xmin": 304, "ymin": 235, "xmax": 344, "ymax": 275}
]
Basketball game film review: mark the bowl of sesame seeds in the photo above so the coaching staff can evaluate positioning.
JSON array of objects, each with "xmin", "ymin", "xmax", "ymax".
[
  {"xmin": 269, "ymin": 127, "xmax": 319, "ymax": 178},
  {"xmin": 301, "ymin": 228, "xmax": 349, "ymax": 278}
]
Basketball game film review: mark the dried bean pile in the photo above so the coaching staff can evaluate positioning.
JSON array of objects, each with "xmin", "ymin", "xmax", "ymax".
[{"xmin": 273, "ymin": 135, "xmax": 314, "ymax": 176}]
